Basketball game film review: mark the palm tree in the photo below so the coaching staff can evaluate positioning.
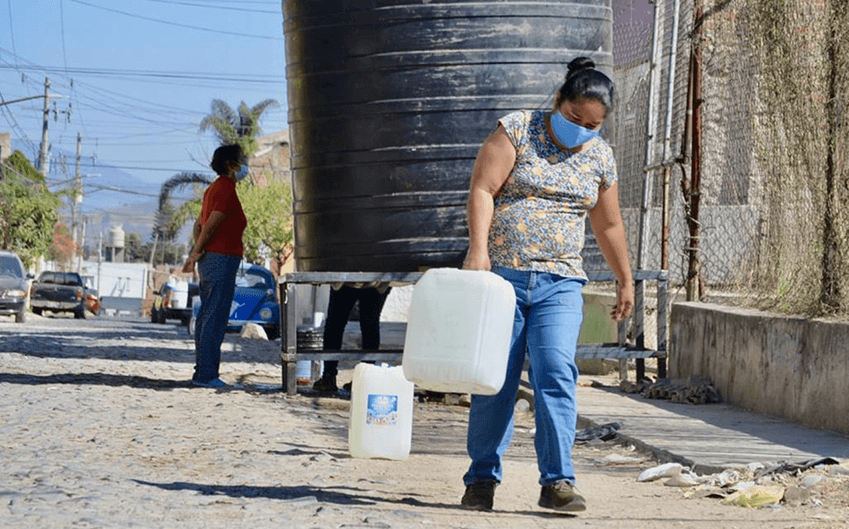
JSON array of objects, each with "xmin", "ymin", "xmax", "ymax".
[
  {"xmin": 150, "ymin": 172, "xmax": 212, "ymax": 267},
  {"xmin": 198, "ymin": 98, "xmax": 279, "ymax": 156}
]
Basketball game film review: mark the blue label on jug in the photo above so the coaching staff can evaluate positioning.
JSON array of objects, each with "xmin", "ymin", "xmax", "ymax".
[{"xmin": 366, "ymin": 394, "xmax": 398, "ymax": 426}]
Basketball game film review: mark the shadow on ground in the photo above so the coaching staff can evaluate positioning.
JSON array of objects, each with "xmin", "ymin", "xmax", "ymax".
[{"xmin": 0, "ymin": 372, "xmax": 287, "ymax": 392}]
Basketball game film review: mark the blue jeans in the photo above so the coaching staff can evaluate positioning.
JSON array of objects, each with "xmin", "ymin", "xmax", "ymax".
[
  {"xmin": 464, "ymin": 265, "xmax": 585, "ymax": 487},
  {"xmin": 194, "ymin": 252, "xmax": 240, "ymax": 383}
]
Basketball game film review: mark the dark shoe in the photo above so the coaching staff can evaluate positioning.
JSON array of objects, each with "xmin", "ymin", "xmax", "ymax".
[
  {"xmin": 312, "ymin": 375, "xmax": 338, "ymax": 392},
  {"xmin": 191, "ymin": 378, "xmax": 227, "ymax": 389},
  {"xmin": 538, "ymin": 481, "xmax": 586, "ymax": 512},
  {"xmin": 460, "ymin": 481, "xmax": 497, "ymax": 511}
]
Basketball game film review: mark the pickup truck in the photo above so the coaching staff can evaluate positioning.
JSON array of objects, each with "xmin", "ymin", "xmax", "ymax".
[{"xmin": 30, "ymin": 271, "xmax": 88, "ymax": 319}]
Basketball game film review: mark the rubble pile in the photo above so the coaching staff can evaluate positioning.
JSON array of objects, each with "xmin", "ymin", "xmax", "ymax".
[{"xmin": 620, "ymin": 375, "xmax": 721, "ymax": 404}]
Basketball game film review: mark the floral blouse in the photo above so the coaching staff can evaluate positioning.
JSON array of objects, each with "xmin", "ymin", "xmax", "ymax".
[{"xmin": 488, "ymin": 110, "xmax": 618, "ymax": 281}]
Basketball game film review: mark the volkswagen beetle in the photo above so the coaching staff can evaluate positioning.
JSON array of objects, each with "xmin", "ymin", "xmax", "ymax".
[{"xmin": 188, "ymin": 261, "xmax": 280, "ymax": 340}]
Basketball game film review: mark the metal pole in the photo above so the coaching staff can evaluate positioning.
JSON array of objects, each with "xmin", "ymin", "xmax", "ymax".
[
  {"xmin": 661, "ymin": 0, "xmax": 682, "ymax": 271},
  {"xmin": 38, "ymin": 78, "xmax": 50, "ymax": 174},
  {"xmin": 98, "ymin": 231, "xmax": 102, "ymax": 298},
  {"xmin": 78, "ymin": 217, "xmax": 86, "ymax": 274},
  {"xmin": 687, "ymin": 1, "xmax": 704, "ymax": 301},
  {"xmin": 632, "ymin": 0, "xmax": 666, "ymax": 381},
  {"xmin": 72, "ymin": 133, "xmax": 82, "ymax": 247},
  {"xmin": 661, "ymin": 0, "xmax": 682, "ymax": 164},
  {"xmin": 637, "ymin": 0, "xmax": 666, "ymax": 271}
]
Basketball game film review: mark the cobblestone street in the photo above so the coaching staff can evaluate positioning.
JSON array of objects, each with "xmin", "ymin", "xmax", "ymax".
[{"xmin": 0, "ymin": 314, "xmax": 845, "ymax": 528}]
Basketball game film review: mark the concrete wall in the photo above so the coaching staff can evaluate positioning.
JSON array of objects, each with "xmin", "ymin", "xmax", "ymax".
[{"xmin": 671, "ymin": 302, "xmax": 849, "ymax": 436}]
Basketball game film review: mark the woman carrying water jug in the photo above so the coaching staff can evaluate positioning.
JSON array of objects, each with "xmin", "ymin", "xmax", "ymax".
[{"xmin": 460, "ymin": 56, "xmax": 634, "ymax": 513}]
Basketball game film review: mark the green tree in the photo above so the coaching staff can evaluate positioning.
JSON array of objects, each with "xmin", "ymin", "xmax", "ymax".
[
  {"xmin": 0, "ymin": 150, "xmax": 62, "ymax": 268},
  {"xmin": 238, "ymin": 175, "xmax": 294, "ymax": 272},
  {"xmin": 4, "ymin": 150, "xmax": 44, "ymax": 182},
  {"xmin": 198, "ymin": 99, "xmax": 278, "ymax": 157}
]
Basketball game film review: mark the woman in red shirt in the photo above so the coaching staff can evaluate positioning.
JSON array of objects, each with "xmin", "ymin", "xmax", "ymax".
[{"xmin": 182, "ymin": 144, "xmax": 248, "ymax": 388}]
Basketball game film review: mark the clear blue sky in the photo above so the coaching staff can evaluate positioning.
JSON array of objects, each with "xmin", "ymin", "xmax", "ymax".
[{"xmin": 0, "ymin": 0, "xmax": 287, "ymax": 238}]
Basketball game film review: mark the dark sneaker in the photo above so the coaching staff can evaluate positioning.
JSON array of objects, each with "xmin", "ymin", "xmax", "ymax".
[
  {"xmin": 538, "ymin": 481, "xmax": 586, "ymax": 512},
  {"xmin": 460, "ymin": 481, "xmax": 497, "ymax": 511},
  {"xmin": 312, "ymin": 375, "xmax": 338, "ymax": 392},
  {"xmin": 192, "ymin": 378, "xmax": 227, "ymax": 389}
]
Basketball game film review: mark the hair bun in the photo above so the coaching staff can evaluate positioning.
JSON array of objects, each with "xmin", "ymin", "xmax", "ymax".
[{"xmin": 566, "ymin": 57, "xmax": 596, "ymax": 78}]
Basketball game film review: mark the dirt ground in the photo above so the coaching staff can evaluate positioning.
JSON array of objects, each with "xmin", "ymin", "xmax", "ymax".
[{"xmin": 0, "ymin": 313, "xmax": 847, "ymax": 528}]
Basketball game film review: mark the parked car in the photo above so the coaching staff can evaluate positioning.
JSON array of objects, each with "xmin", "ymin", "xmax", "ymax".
[
  {"xmin": 188, "ymin": 262, "xmax": 280, "ymax": 340},
  {"xmin": 0, "ymin": 251, "xmax": 33, "ymax": 323},
  {"xmin": 151, "ymin": 279, "xmax": 199, "ymax": 325},
  {"xmin": 30, "ymin": 271, "xmax": 88, "ymax": 319}
]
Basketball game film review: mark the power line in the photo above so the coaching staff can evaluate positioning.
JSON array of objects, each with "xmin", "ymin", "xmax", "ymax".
[
  {"xmin": 69, "ymin": 0, "xmax": 283, "ymax": 41},
  {"xmin": 69, "ymin": 78, "xmax": 208, "ymax": 117},
  {"xmin": 77, "ymin": 162, "xmax": 214, "ymax": 173},
  {"xmin": 5, "ymin": 0, "xmax": 17, "ymax": 68},
  {"xmin": 82, "ymin": 184, "xmax": 161, "ymax": 197},
  {"xmin": 53, "ymin": 120, "xmax": 195, "ymax": 131},
  {"xmin": 0, "ymin": 48, "xmax": 285, "ymax": 178},
  {"xmin": 1, "ymin": 54, "xmax": 213, "ymax": 143},
  {"xmin": 137, "ymin": 0, "xmax": 280, "ymax": 14},
  {"xmin": 84, "ymin": 158, "xmax": 196, "ymax": 164},
  {"xmin": 59, "ymin": 0, "xmax": 89, "ymax": 136},
  {"xmin": 170, "ymin": 0, "xmax": 278, "ymax": 3},
  {"xmin": 0, "ymin": 64, "xmax": 281, "ymax": 84},
  {"xmin": 76, "ymin": 140, "xmax": 210, "ymax": 146},
  {"xmin": 0, "ymin": 90, "xmax": 37, "ymax": 153},
  {"xmin": 59, "ymin": 0, "xmax": 70, "ymax": 74}
]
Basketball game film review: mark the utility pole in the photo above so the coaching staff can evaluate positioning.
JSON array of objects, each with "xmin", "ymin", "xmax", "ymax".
[
  {"xmin": 78, "ymin": 216, "xmax": 87, "ymax": 274},
  {"xmin": 97, "ymin": 231, "xmax": 102, "ymax": 297},
  {"xmin": 72, "ymin": 132, "xmax": 82, "ymax": 246},
  {"xmin": 38, "ymin": 77, "xmax": 51, "ymax": 174}
]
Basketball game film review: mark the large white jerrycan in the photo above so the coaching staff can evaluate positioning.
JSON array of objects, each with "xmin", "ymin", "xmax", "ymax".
[
  {"xmin": 169, "ymin": 278, "xmax": 189, "ymax": 309},
  {"xmin": 402, "ymin": 268, "xmax": 516, "ymax": 395},
  {"xmin": 348, "ymin": 363, "xmax": 415, "ymax": 460}
]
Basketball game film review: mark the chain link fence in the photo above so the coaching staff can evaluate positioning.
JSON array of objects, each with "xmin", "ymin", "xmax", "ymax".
[{"xmin": 612, "ymin": 0, "xmax": 849, "ymax": 318}]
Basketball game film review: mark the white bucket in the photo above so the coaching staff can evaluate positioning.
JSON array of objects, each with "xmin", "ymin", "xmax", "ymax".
[
  {"xmin": 348, "ymin": 363, "xmax": 414, "ymax": 460},
  {"xmin": 401, "ymin": 268, "xmax": 516, "ymax": 395}
]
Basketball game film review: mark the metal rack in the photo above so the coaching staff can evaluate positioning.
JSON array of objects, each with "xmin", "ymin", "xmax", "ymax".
[{"xmin": 278, "ymin": 270, "xmax": 668, "ymax": 394}]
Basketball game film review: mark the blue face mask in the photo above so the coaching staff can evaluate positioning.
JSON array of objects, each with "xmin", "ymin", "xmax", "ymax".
[
  {"xmin": 550, "ymin": 111, "xmax": 599, "ymax": 149},
  {"xmin": 234, "ymin": 164, "xmax": 249, "ymax": 181}
]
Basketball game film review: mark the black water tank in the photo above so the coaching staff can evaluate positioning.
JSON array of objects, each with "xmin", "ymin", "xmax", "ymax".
[{"xmin": 283, "ymin": 0, "xmax": 613, "ymax": 272}]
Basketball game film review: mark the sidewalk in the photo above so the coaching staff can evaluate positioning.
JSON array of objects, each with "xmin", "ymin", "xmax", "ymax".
[
  {"xmin": 372, "ymin": 321, "xmax": 849, "ymax": 476},
  {"xmin": 575, "ymin": 380, "xmax": 849, "ymax": 475}
]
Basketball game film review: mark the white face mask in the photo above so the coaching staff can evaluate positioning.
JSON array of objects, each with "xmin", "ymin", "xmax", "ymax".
[{"xmin": 234, "ymin": 164, "xmax": 249, "ymax": 181}]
